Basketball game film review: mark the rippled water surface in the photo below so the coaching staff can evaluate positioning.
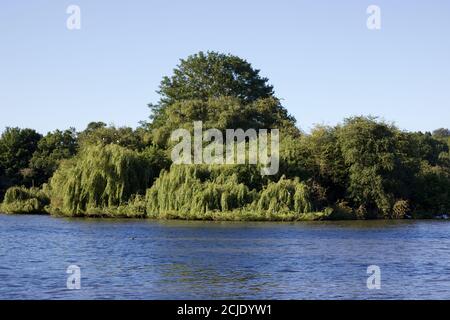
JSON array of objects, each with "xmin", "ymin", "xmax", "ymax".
[{"xmin": 1, "ymin": 214, "xmax": 449, "ymax": 299}]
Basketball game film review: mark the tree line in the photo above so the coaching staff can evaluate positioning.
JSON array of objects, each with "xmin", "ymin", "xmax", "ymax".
[{"xmin": 1, "ymin": 51, "xmax": 449, "ymax": 220}]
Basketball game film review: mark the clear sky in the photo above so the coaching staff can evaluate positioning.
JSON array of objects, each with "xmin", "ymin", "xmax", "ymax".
[{"xmin": 1, "ymin": 0, "xmax": 449, "ymax": 134}]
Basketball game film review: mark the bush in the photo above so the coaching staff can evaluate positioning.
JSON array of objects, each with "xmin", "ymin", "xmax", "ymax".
[
  {"xmin": 1, "ymin": 186, "xmax": 50, "ymax": 214},
  {"xmin": 392, "ymin": 199, "xmax": 409, "ymax": 219},
  {"xmin": 254, "ymin": 176, "xmax": 313, "ymax": 216},
  {"xmin": 327, "ymin": 200, "xmax": 356, "ymax": 220}
]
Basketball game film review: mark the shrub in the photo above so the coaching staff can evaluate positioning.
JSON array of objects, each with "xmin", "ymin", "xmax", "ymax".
[
  {"xmin": 254, "ymin": 176, "xmax": 313, "ymax": 216},
  {"xmin": 327, "ymin": 200, "xmax": 356, "ymax": 220},
  {"xmin": 392, "ymin": 199, "xmax": 409, "ymax": 219},
  {"xmin": 1, "ymin": 186, "xmax": 49, "ymax": 214}
]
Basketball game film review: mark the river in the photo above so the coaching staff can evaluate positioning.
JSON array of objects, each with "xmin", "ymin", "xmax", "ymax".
[{"xmin": 0, "ymin": 214, "xmax": 449, "ymax": 299}]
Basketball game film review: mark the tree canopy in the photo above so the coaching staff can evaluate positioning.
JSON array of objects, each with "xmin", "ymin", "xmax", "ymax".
[
  {"xmin": 149, "ymin": 51, "xmax": 277, "ymax": 129},
  {"xmin": 29, "ymin": 128, "xmax": 78, "ymax": 186},
  {"xmin": 158, "ymin": 51, "xmax": 274, "ymax": 105},
  {"xmin": 151, "ymin": 96, "xmax": 298, "ymax": 146},
  {"xmin": 0, "ymin": 128, "xmax": 42, "ymax": 195}
]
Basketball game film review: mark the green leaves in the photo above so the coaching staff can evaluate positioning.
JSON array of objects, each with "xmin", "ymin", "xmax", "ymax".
[
  {"xmin": 158, "ymin": 51, "xmax": 274, "ymax": 106},
  {"xmin": 145, "ymin": 165, "xmax": 256, "ymax": 217},
  {"xmin": 48, "ymin": 144, "xmax": 154, "ymax": 216},
  {"xmin": 151, "ymin": 96, "xmax": 297, "ymax": 147},
  {"xmin": 0, "ymin": 127, "xmax": 42, "ymax": 196},
  {"xmin": 147, "ymin": 51, "xmax": 296, "ymax": 144},
  {"xmin": 29, "ymin": 128, "xmax": 78, "ymax": 186},
  {"xmin": 281, "ymin": 117, "xmax": 450, "ymax": 218},
  {"xmin": 1, "ymin": 186, "xmax": 50, "ymax": 214}
]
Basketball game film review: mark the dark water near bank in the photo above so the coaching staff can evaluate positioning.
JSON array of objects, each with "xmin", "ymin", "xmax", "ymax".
[{"xmin": 1, "ymin": 214, "xmax": 450, "ymax": 299}]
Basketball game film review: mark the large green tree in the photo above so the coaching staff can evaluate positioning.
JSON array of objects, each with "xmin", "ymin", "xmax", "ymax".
[
  {"xmin": 158, "ymin": 51, "xmax": 274, "ymax": 104},
  {"xmin": 335, "ymin": 117, "xmax": 416, "ymax": 216},
  {"xmin": 29, "ymin": 128, "xmax": 78, "ymax": 186},
  {"xmin": 149, "ymin": 51, "xmax": 277, "ymax": 128},
  {"xmin": 49, "ymin": 144, "xmax": 155, "ymax": 215},
  {"xmin": 0, "ymin": 128, "xmax": 42, "ymax": 197}
]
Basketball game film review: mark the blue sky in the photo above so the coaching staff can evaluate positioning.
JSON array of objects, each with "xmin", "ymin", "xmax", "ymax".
[{"xmin": 1, "ymin": 0, "xmax": 449, "ymax": 134}]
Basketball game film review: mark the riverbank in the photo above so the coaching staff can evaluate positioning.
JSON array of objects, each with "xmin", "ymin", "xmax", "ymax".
[
  {"xmin": 0, "ymin": 205, "xmax": 330, "ymax": 221},
  {"xmin": 2, "ymin": 167, "xmax": 441, "ymax": 221},
  {"xmin": 0, "ymin": 207, "xmax": 446, "ymax": 221}
]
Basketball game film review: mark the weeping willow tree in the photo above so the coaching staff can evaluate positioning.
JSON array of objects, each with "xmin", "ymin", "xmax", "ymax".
[
  {"xmin": 145, "ymin": 165, "xmax": 256, "ymax": 218},
  {"xmin": 144, "ymin": 164, "xmax": 324, "ymax": 220},
  {"xmin": 254, "ymin": 176, "xmax": 313, "ymax": 215},
  {"xmin": 49, "ymin": 144, "xmax": 153, "ymax": 216},
  {"xmin": 0, "ymin": 186, "xmax": 50, "ymax": 214}
]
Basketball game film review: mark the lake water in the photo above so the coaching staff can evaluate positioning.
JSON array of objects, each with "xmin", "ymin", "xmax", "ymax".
[{"xmin": 0, "ymin": 214, "xmax": 449, "ymax": 299}]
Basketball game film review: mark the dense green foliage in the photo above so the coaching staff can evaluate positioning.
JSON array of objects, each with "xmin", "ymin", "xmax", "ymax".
[
  {"xmin": 48, "ymin": 144, "xmax": 157, "ymax": 216},
  {"xmin": 0, "ymin": 128, "xmax": 42, "ymax": 196},
  {"xmin": 0, "ymin": 186, "xmax": 49, "ymax": 214},
  {"xmin": 144, "ymin": 165, "xmax": 324, "ymax": 221},
  {"xmin": 158, "ymin": 51, "xmax": 274, "ymax": 104},
  {"xmin": 146, "ymin": 165, "xmax": 255, "ymax": 218},
  {"xmin": 29, "ymin": 128, "xmax": 78, "ymax": 186},
  {"xmin": 151, "ymin": 96, "xmax": 298, "ymax": 146},
  {"xmin": 1, "ymin": 51, "xmax": 449, "ymax": 220},
  {"xmin": 78, "ymin": 122, "xmax": 149, "ymax": 150},
  {"xmin": 150, "ymin": 51, "xmax": 275, "ymax": 129},
  {"xmin": 279, "ymin": 118, "xmax": 450, "ymax": 219}
]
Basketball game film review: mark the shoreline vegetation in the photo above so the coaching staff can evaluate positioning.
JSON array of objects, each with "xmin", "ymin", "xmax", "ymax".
[{"xmin": 1, "ymin": 51, "xmax": 450, "ymax": 221}]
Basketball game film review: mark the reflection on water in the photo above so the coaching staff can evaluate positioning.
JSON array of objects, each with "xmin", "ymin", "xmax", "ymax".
[{"xmin": 0, "ymin": 214, "xmax": 449, "ymax": 299}]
